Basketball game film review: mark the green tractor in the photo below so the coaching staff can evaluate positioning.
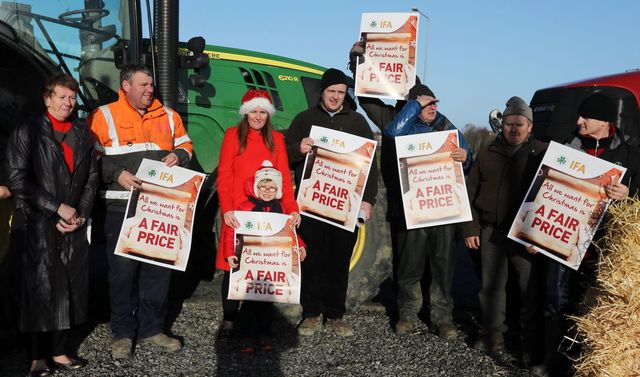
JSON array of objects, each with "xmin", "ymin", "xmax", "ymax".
[{"xmin": 0, "ymin": 0, "xmax": 391, "ymax": 311}]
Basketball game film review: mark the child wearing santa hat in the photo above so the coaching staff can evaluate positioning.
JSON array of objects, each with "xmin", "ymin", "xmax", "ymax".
[{"xmin": 220, "ymin": 161, "xmax": 306, "ymax": 352}]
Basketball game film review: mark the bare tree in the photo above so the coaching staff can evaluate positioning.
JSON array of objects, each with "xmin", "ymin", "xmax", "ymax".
[{"xmin": 462, "ymin": 123, "xmax": 495, "ymax": 157}]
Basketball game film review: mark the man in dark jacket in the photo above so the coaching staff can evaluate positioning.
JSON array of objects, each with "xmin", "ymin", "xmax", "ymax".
[
  {"xmin": 462, "ymin": 97, "xmax": 547, "ymax": 366},
  {"xmin": 541, "ymin": 93, "xmax": 640, "ymax": 376},
  {"xmin": 285, "ymin": 68, "xmax": 378, "ymax": 337}
]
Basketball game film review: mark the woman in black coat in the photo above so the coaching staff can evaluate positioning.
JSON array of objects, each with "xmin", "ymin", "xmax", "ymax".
[{"xmin": 7, "ymin": 74, "xmax": 97, "ymax": 376}]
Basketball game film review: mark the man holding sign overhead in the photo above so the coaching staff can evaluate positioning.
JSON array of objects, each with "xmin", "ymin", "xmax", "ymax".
[
  {"xmin": 285, "ymin": 68, "xmax": 378, "ymax": 337},
  {"xmin": 382, "ymin": 84, "xmax": 471, "ymax": 338}
]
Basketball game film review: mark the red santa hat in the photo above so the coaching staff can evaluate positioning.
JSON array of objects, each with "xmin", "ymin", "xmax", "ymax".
[
  {"xmin": 254, "ymin": 160, "xmax": 282, "ymax": 199},
  {"xmin": 239, "ymin": 89, "xmax": 276, "ymax": 117}
]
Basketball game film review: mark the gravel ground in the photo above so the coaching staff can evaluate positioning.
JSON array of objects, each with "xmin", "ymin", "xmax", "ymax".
[{"xmin": 1, "ymin": 288, "xmax": 530, "ymax": 377}]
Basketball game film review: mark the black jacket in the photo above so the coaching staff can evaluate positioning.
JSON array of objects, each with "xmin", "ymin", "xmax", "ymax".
[
  {"xmin": 462, "ymin": 136, "xmax": 547, "ymax": 237},
  {"xmin": 285, "ymin": 101, "xmax": 378, "ymax": 205},
  {"xmin": 567, "ymin": 131, "xmax": 640, "ymax": 196},
  {"xmin": 7, "ymin": 113, "xmax": 98, "ymax": 332}
]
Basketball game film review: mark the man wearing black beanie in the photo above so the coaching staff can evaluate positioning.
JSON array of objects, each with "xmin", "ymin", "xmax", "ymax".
[
  {"xmin": 539, "ymin": 92, "xmax": 640, "ymax": 376},
  {"xmin": 285, "ymin": 68, "xmax": 378, "ymax": 337},
  {"xmin": 348, "ymin": 40, "xmax": 472, "ymax": 339},
  {"xmin": 320, "ymin": 68, "xmax": 349, "ymax": 92}
]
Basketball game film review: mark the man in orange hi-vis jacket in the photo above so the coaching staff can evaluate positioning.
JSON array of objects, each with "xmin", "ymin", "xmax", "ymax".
[{"xmin": 88, "ymin": 64, "xmax": 192, "ymax": 359}]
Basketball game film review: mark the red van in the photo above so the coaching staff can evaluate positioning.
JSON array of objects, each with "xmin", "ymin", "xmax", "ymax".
[{"xmin": 530, "ymin": 70, "xmax": 640, "ymax": 144}]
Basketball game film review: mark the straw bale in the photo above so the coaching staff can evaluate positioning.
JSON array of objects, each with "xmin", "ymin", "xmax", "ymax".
[{"xmin": 573, "ymin": 198, "xmax": 640, "ymax": 376}]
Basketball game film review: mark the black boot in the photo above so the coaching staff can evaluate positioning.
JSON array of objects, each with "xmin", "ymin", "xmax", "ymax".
[{"xmin": 544, "ymin": 315, "xmax": 572, "ymax": 377}]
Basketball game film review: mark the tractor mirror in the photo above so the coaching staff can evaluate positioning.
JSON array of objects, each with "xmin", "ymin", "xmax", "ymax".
[{"xmin": 186, "ymin": 36, "xmax": 205, "ymax": 54}]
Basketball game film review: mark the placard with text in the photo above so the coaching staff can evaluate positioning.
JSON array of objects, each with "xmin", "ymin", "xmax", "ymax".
[
  {"xmin": 114, "ymin": 158, "xmax": 205, "ymax": 271},
  {"xmin": 228, "ymin": 211, "xmax": 302, "ymax": 304},
  {"xmin": 396, "ymin": 130, "xmax": 471, "ymax": 229},
  {"xmin": 355, "ymin": 12, "xmax": 419, "ymax": 100},
  {"xmin": 508, "ymin": 141, "xmax": 626, "ymax": 270},
  {"xmin": 297, "ymin": 126, "xmax": 377, "ymax": 232}
]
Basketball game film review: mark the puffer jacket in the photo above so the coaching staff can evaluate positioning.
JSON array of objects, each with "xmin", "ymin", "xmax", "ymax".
[{"xmin": 380, "ymin": 100, "xmax": 472, "ymax": 221}]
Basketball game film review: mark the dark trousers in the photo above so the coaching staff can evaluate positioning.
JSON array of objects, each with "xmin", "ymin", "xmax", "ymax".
[
  {"xmin": 28, "ymin": 330, "xmax": 66, "ymax": 360},
  {"xmin": 479, "ymin": 227, "xmax": 542, "ymax": 331},
  {"xmin": 395, "ymin": 223, "xmax": 455, "ymax": 324},
  {"xmin": 478, "ymin": 226, "xmax": 543, "ymax": 361},
  {"xmin": 543, "ymin": 258, "xmax": 596, "ymax": 375},
  {"xmin": 221, "ymin": 271, "xmax": 273, "ymax": 335},
  {"xmin": 105, "ymin": 211, "xmax": 171, "ymax": 340},
  {"xmin": 298, "ymin": 217, "xmax": 358, "ymax": 319},
  {"xmin": 221, "ymin": 271, "xmax": 240, "ymax": 322}
]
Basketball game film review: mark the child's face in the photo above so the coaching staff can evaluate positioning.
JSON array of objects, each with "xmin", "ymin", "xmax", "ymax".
[{"xmin": 256, "ymin": 180, "xmax": 278, "ymax": 201}]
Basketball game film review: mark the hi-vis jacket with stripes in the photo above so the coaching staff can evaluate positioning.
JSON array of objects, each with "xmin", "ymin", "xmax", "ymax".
[{"xmin": 88, "ymin": 89, "xmax": 193, "ymax": 212}]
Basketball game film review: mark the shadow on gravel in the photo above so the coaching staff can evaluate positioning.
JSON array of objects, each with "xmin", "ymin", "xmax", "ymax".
[
  {"xmin": 165, "ymin": 207, "xmax": 217, "ymax": 333},
  {"xmin": 215, "ymin": 308, "xmax": 297, "ymax": 376},
  {"xmin": 370, "ymin": 239, "xmax": 484, "ymax": 340}
]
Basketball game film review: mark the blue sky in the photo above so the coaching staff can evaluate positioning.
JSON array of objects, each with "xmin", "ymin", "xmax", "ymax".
[{"xmin": 178, "ymin": 0, "xmax": 640, "ymax": 129}]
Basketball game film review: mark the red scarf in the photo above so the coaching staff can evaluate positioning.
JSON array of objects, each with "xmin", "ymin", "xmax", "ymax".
[{"xmin": 46, "ymin": 112, "xmax": 74, "ymax": 173}]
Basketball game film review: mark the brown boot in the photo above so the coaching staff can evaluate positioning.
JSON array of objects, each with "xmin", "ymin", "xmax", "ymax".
[
  {"xmin": 111, "ymin": 338, "xmax": 133, "ymax": 359},
  {"xmin": 395, "ymin": 318, "xmax": 415, "ymax": 335},
  {"xmin": 326, "ymin": 319, "xmax": 354, "ymax": 337},
  {"xmin": 139, "ymin": 333, "xmax": 182, "ymax": 352},
  {"xmin": 473, "ymin": 331, "xmax": 504, "ymax": 352},
  {"xmin": 435, "ymin": 322, "xmax": 458, "ymax": 340},
  {"xmin": 297, "ymin": 315, "xmax": 322, "ymax": 336}
]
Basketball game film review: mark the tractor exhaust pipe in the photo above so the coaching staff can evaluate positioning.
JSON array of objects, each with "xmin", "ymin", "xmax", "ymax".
[{"xmin": 154, "ymin": 0, "xmax": 178, "ymax": 108}]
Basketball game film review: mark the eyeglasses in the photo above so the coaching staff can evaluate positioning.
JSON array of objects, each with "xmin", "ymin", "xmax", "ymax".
[{"xmin": 257, "ymin": 186, "xmax": 277, "ymax": 193}]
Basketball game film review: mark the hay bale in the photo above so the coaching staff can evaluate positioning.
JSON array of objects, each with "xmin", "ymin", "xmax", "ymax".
[{"xmin": 573, "ymin": 198, "xmax": 640, "ymax": 376}]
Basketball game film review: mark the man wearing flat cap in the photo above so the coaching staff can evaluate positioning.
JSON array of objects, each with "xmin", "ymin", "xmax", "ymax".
[
  {"xmin": 285, "ymin": 68, "xmax": 378, "ymax": 337},
  {"xmin": 539, "ymin": 93, "xmax": 640, "ymax": 375},
  {"xmin": 462, "ymin": 96, "xmax": 547, "ymax": 365},
  {"xmin": 380, "ymin": 83, "xmax": 472, "ymax": 338}
]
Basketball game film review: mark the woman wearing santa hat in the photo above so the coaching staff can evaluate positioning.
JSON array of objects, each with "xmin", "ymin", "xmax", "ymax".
[{"xmin": 215, "ymin": 89, "xmax": 300, "ymax": 339}]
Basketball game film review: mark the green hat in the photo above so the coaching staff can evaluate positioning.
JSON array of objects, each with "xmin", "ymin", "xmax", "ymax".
[{"xmin": 502, "ymin": 96, "xmax": 532, "ymax": 122}]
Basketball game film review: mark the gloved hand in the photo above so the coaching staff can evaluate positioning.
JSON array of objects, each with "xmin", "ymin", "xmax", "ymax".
[{"xmin": 348, "ymin": 41, "xmax": 365, "ymax": 74}]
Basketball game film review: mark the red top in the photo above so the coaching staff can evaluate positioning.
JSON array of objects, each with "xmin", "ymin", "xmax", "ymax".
[
  {"xmin": 47, "ymin": 112, "xmax": 74, "ymax": 173},
  {"xmin": 215, "ymin": 126, "xmax": 298, "ymax": 270},
  {"xmin": 221, "ymin": 177, "xmax": 306, "ymax": 260}
]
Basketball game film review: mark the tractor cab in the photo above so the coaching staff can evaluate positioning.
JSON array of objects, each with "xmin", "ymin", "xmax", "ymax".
[{"xmin": 0, "ymin": 0, "xmax": 137, "ymax": 117}]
